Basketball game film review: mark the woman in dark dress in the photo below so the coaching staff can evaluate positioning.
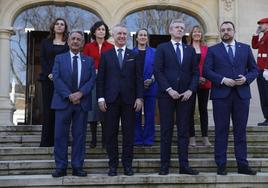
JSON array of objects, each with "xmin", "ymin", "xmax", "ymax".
[
  {"xmin": 188, "ymin": 25, "xmax": 212, "ymax": 147},
  {"xmin": 39, "ymin": 18, "xmax": 69, "ymax": 147},
  {"xmin": 83, "ymin": 21, "xmax": 113, "ymax": 148}
]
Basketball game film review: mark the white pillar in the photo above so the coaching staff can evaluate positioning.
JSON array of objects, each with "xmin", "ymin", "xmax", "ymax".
[{"xmin": 0, "ymin": 28, "xmax": 15, "ymax": 126}]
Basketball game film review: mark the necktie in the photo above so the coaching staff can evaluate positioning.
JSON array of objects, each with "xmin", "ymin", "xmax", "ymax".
[
  {"xmin": 117, "ymin": 48, "xmax": 123, "ymax": 68},
  {"xmin": 72, "ymin": 55, "xmax": 78, "ymax": 92},
  {"xmin": 228, "ymin": 44, "xmax": 234, "ymax": 63},
  {"xmin": 175, "ymin": 43, "xmax": 181, "ymax": 64}
]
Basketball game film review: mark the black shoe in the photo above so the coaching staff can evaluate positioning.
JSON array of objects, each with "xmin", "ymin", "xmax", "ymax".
[
  {"xmin": 258, "ymin": 120, "xmax": 268, "ymax": 126},
  {"xmin": 124, "ymin": 167, "xmax": 134, "ymax": 176},
  {"xmin": 179, "ymin": 166, "xmax": 199, "ymax": 175},
  {"xmin": 217, "ymin": 166, "xmax": 227, "ymax": 175},
  {"xmin": 108, "ymin": 167, "xmax": 117, "ymax": 176},
  {"xmin": 52, "ymin": 169, "xmax": 67, "ymax": 178},
  {"xmin": 159, "ymin": 166, "xmax": 169, "ymax": 175},
  {"xmin": 238, "ymin": 166, "xmax": 257, "ymax": 175},
  {"xmin": 72, "ymin": 168, "xmax": 87, "ymax": 177}
]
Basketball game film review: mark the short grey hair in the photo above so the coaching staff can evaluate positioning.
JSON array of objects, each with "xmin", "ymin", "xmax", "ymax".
[
  {"xmin": 68, "ymin": 30, "xmax": 85, "ymax": 41},
  {"xmin": 169, "ymin": 19, "xmax": 185, "ymax": 29},
  {"xmin": 112, "ymin": 24, "xmax": 128, "ymax": 35}
]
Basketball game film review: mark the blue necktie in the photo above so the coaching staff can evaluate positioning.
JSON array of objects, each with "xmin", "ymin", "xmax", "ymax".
[
  {"xmin": 72, "ymin": 55, "xmax": 78, "ymax": 92},
  {"xmin": 117, "ymin": 48, "xmax": 123, "ymax": 68},
  {"xmin": 175, "ymin": 43, "xmax": 181, "ymax": 64},
  {"xmin": 228, "ymin": 44, "xmax": 234, "ymax": 63}
]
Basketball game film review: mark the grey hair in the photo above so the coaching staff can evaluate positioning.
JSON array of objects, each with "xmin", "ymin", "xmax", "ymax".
[
  {"xmin": 112, "ymin": 24, "xmax": 128, "ymax": 35},
  {"xmin": 169, "ymin": 19, "xmax": 185, "ymax": 29},
  {"xmin": 68, "ymin": 30, "xmax": 85, "ymax": 41}
]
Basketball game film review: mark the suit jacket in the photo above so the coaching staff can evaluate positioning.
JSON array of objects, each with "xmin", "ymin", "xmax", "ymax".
[
  {"xmin": 133, "ymin": 46, "xmax": 157, "ymax": 97},
  {"xmin": 51, "ymin": 51, "xmax": 96, "ymax": 111},
  {"xmin": 203, "ymin": 41, "xmax": 259, "ymax": 100},
  {"xmin": 198, "ymin": 45, "xmax": 211, "ymax": 89},
  {"xmin": 97, "ymin": 47, "xmax": 143, "ymax": 104},
  {"xmin": 154, "ymin": 41, "xmax": 199, "ymax": 97},
  {"xmin": 83, "ymin": 40, "xmax": 114, "ymax": 69}
]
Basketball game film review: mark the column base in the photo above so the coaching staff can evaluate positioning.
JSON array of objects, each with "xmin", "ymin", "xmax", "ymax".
[{"xmin": 0, "ymin": 97, "xmax": 14, "ymax": 126}]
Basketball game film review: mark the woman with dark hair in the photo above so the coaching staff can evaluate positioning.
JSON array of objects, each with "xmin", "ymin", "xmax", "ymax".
[
  {"xmin": 39, "ymin": 18, "xmax": 69, "ymax": 147},
  {"xmin": 83, "ymin": 21, "xmax": 113, "ymax": 148},
  {"xmin": 188, "ymin": 25, "xmax": 211, "ymax": 147},
  {"xmin": 133, "ymin": 28, "xmax": 157, "ymax": 146}
]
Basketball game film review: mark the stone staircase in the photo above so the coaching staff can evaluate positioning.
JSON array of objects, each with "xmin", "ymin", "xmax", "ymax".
[{"xmin": 0, "ymin": 125, "xmax": 268, "ymax": 187}]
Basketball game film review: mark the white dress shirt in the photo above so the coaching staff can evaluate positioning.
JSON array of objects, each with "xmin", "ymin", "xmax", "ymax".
[
  {"xmin": 70, "ymin": 51, "xmax": 82, "ymax": 88},
  {"xmin": 171, "ymin": 39, "xmax": 183, "ymax": 63}
]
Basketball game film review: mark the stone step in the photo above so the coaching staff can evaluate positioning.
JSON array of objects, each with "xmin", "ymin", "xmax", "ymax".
[
  {"xmin": 1, "ymin": 125, "xmax": 268, "ymax": 135},
  {"xmin": 1, "ymin": 173, "xmax": 268, "ymax": 188},
  {"xmin": 0, "ymin": 158, "xmax": 266, "ymax": 175},
  {"xmin": 0, "ymin": 134, "xmax": 267, "ymax": 147},
  {"xmin": 0, "ymin": 146, "xmax": 268, "ymax": 160}
]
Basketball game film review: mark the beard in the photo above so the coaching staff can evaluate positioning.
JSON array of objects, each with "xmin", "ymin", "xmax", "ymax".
[{"xmin": 221, "ymin": 34, "xmax": 234, "ymax": 43}]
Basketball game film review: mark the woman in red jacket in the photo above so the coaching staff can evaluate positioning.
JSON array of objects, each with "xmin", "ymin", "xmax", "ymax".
[
  {"xmin": 83, "ymin": 21, "xmax": 113, "ymax": 148},
  {"xmin": 188, "ymin": 25, "xmax": 212, "ymax": 147}
]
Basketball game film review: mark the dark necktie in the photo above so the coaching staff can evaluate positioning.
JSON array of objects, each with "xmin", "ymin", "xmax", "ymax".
[
  {"xmin": 117, "ymin": 48, "xmax": 123, "ymax": 68},
  {"xmin": 72, "ymin": 55, "xmax": 78, "ymax": 92},
  {"xmin": 175, "ymin": 43, "xmax": 181, "ymax": 64},
  {"xmin": 228, "ymin": 44, "xmax": 234, "ymax": 63}
]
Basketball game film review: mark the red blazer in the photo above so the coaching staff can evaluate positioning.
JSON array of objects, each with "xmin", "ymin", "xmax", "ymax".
[
  {"xmin": 83, "ymin": 40, "xmax": 113, "ymax": 69},
  {"xmin": 199, "ymin": 45, "xmax": 211, "ymax": 89},
  {"xmin": 252, "ymin": 31, "xmax": 268, "ymax": 70}
]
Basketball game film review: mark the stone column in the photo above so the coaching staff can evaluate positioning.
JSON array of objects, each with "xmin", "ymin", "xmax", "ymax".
[
  {"xmin": 0, "ymin": 28, "xmax": 15, "ymax": 126},
  {"xmin": 205, "ymin": 33, "xmax": 219, "ymax": 46}
]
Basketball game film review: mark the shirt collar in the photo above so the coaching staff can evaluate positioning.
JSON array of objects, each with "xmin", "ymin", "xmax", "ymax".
[
  {"xmin": 222, "ymin": 40, "xmax": 235, "ymax": 47},
  {"xmin": 114, "ymin": 45, "xmax": 126, "ymax": 52},
  {"xmin": 70, "ymin": 51, "xmax": 81, "ymax": 59},
  {"xmin": 171, "ymin": 39, "xmax": 182, "ymax": 46}
]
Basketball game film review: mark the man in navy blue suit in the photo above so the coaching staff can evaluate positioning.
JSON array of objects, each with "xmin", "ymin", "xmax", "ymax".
[
  {"xmin": 203, "ymin": 21, "xmax": 258, "ymax": 175},
  {"xmin": 51, "ymin": 30, "xmax": 96, "ymax": 177},
  {"xmin": 97, "ymin": 24, "xmax": 143, "ymax": 176},
  {"xmin": 154, "ymin": 19, "xmax": 199, "ymax": 175}
]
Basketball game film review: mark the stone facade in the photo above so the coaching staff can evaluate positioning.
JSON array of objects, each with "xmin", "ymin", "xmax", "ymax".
[{"xmin": 0, "ymin": 0, "xmax": 267, "ymax": 125}]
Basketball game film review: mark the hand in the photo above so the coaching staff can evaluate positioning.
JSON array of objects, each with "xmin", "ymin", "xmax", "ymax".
[
  {"xmin": 134, "ymin": 98, "xmax": 143, "ymax": 112},
  {"xmin": 235, "ymin": 75, "xmax": 246, "ymax": 85},
  {"xmin": 144, "ymin": 79, "xmax": 153, "ymax": 89},
  {"xmin": 167, "ymin": 89, "xmax": 180, "ymax": 100},
  {"xmin": 180, "ymin": 90, "xmax": 193, "ymax": 102},
  {"xmin": 48, "ymin": 74, "xmax": 53, "ymax": 81},
  {"xmin": 98, "ymin": 101, "xmax": 107, "ymax": 112},
  {"xmin": 69, "ymin": 92, "xmax": 83, "ymax": 104},
  {"xmin": 223, "ymin": 78, "xmax": 236, "ymax": 87},
  {"xmin": 199, "ymin": 77, "xmax": 206, "ymax": 84}
]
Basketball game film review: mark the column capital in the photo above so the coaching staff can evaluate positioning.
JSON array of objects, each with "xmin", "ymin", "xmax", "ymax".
[
  {"xmin": 0, "ymin": 27, "xmax": 15, "ymax": 38},
  {"xmin": 204, "ymin": 33, "xmax": 219, "ymax": 46}
]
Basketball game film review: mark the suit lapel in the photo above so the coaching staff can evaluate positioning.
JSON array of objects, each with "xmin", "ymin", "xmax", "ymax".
[
  {"xmin": 66, "ymin": 53, "xmax": 72, "ymax": 77},
  {"xmin": 234, "ymin": 42, "xmax": 241, "ymax": 65},
  {"xmin": 181, "ymin": 44, "xmax": 187, "ymax": 66},
  {"xmin": 122, "ymin": 48, "xmax": 131, "ymax": 69},
  {"xmin": 80, "ymin": 55, "xmax": 87, "ymax": 87}
]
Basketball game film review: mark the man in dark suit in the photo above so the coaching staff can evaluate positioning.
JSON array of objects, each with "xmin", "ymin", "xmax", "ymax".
[
  {"xmin": 203, "ymin": 21, "xmax": 258, "ymax": 175},
  {"xmin": 97, "ymin": 24, "xmax": 143, "ymax": 176},
  {"xmin": 154, "ymin": 19, "xmax": 199, "ymax": 175},
  {"xmin": 51, "ymin": 30, "xmax": 96, "ymax": 177}
]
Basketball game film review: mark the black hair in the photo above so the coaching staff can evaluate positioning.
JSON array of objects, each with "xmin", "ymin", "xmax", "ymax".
[{"xmin": 90, "ymin": 21, "xmax": 110, "ymax": 40}]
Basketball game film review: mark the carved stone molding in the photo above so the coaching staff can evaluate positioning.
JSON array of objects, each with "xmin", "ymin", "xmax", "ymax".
[{"xmin": 222, "ymin": 0, "xmax": 234, "ymax": 12}]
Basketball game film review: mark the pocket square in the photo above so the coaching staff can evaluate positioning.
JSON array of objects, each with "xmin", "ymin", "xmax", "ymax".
[{"xmin": 126, "ymin": 58, "xmax": 135, "ymax": 61}]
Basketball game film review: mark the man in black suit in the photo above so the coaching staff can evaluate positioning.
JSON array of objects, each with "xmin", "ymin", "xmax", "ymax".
[
  {"xmin": 97, "ymin": 24, "xmax": 143, "ymax": 176},
  {"xmin": 154, "ymin": 19, "xmax": 199, "ymax": 175}
]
